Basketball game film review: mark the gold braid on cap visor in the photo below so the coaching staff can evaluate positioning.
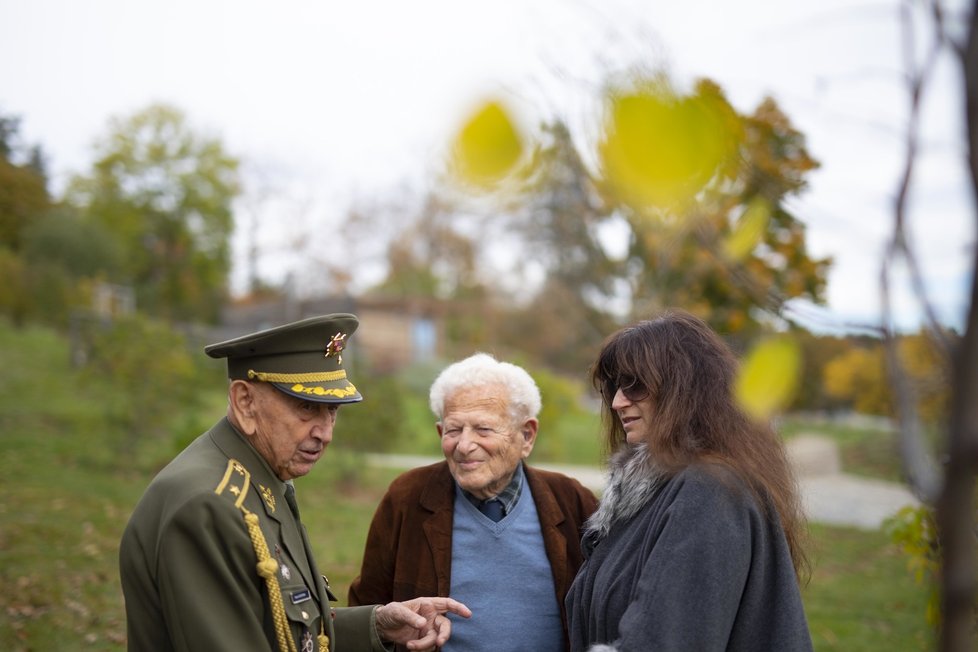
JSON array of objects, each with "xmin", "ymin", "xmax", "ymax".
[
  {"xmin": 248, "ymin": 369, "xmax": 358, "ymax": 398},
  {"xmin": 248, "ymin": 370, "xmax": 348, "ymax": 383}
]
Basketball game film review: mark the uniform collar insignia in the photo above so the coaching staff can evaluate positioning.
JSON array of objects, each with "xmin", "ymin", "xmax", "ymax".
[{"xmin": 259, "ymin": 484, "xmax": 276, "ymax": 512}]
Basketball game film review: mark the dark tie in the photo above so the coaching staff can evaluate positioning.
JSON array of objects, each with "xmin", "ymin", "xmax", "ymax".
[
  {"xmin": 284, "ymin": 484, "xmax": 301, "ymax": 521},
  {"xmin": 479, "ymin": 498, "xmax": 505, "ymax": 522}
]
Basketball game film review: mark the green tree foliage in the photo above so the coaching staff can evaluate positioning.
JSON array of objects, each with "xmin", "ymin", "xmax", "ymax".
[
  {"xmin": 0, "ymin": 247, "xmax": 29, "ymax": 324},
  {"xmin": 0, "ymin": 109, "xmax": 133, "ymax": 328},
  {"xmin": 886, "ymin": 505, "xmax": 942, "ymax": 631},
  {"xmin": 532, "ymin": 366, "xmax": 590, "ymax": 461},
  {"xmin": 18, "ymin": 206, "xmax": 126, "ymax": 326},
  {"xmin": 332, "ymin": 373, "xmax": 406, "ymax": 453},
  {"xmin": 0, "ymin": 110, "xmax": 53, "ymax": 326},
  {"xmin": 0, "ymin": 111, "xmax": 50, "ymax": 253},
  {"xmin": 67, "ymin": 104, "xmax": 240, "ymax": 323}
]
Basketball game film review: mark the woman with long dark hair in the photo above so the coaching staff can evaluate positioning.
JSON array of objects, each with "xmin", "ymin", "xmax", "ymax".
[{"xmin": 566, "ymin": 309, "xmax": 813, "ymax": 651}]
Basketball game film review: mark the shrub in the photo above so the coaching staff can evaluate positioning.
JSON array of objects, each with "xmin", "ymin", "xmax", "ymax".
[{"xmin": 79, "ymin": 314, "xmax": 204, "ymax": 456}]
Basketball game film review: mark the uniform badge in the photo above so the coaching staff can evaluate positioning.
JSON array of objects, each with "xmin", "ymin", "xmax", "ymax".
[
  {"xmin": 324, "ymin": 332, "xmax": 347, "ymax": 365},
  {"xmin": 259, "ymin": 485, "xmax": 276, "ymax": 512},
  {"xmin": 281, "ymin": 564, "xmax": 291, "ymax": 581},
  {"xmin": 302, "ymin": 629, "xmax": 314, "ymax": 652}
]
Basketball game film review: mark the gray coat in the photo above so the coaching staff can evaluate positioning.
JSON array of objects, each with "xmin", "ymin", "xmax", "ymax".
[{"xmin": 566, "ymin": 464, "xmax": 813, "ymax": 652}]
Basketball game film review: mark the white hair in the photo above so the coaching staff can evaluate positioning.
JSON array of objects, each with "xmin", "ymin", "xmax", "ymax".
[{"xmin": 429, "ymin": 352, "xmax": 542, "ymax": 422}]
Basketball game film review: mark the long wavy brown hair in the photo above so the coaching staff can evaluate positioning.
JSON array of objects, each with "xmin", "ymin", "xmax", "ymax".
[{"xmin": 590, "ymin": 309, "xmax": 810, "ymax": 580}]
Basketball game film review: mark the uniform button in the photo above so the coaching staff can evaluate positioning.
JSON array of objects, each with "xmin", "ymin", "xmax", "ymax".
[{"xmin": 301, "ymin": 611, "xmax": 309, "ymax": 620}]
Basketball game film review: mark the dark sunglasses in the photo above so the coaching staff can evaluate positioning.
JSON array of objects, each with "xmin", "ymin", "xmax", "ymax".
[{"xmin": 601, "ymin": 375, "xmax": 650, "ymax": 403}]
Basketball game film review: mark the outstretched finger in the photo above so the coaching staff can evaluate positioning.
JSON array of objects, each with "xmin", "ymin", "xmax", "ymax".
[{"xmin": 428, "ymin": 597, "xmax": 472, "ymax": 619}]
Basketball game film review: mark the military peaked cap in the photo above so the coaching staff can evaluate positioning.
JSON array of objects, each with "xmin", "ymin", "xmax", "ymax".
[{"xmin": 204, "ymin": 313, "xmax": 363, "ymax": 404}]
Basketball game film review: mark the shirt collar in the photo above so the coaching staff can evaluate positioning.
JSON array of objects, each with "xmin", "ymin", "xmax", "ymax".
[{"xmin": 462, "ymin": 462, "xmax": 525, "ymax": 516}]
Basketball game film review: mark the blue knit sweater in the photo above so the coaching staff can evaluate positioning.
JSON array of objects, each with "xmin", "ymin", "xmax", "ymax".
[{"xmin": 445, "ymin": 479, "xmax": 565, "ymax": 651}]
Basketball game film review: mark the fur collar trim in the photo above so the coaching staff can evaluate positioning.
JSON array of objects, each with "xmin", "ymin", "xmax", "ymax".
[{"xmin": 582, "ymin": 443, "xmax": 664, "ymax": 549}]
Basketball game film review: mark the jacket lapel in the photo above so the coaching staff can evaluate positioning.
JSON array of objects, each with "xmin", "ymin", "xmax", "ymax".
[
  {"xmin": 525, "ymin": 465, "xmax": 570, "ymax": 594},
  {"xmin": 420, "ymin": 462, "xmax": 456, "ymax": 595},
  {"xmin": 209, "ymin": 419, "xmax": 321, "ymax": 605}
]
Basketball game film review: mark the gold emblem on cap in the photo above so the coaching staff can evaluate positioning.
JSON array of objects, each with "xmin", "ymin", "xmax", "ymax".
[{"xmin": 325, "ymin": 332, "xmax": 347, "ymax": 365}]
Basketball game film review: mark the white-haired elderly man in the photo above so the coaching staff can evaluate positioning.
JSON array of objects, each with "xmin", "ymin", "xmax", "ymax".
[{"xmin": 349, "ymin": 353, "xmax": 598, "ymax": 652}]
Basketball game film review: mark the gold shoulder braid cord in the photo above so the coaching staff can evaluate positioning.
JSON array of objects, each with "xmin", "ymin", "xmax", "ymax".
[
  {"xmin": 244, "ymin": 511, "xmax": 299, "ymax": 652},
  {"xmin": 217, "ymin": 460, "xmax": 331, "ymax": 652}
]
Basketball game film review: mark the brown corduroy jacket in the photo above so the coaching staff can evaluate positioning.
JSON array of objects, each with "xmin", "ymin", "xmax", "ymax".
[{"xmin": 348, "ymin": 461, "xmax": 598, "ymax": 649}]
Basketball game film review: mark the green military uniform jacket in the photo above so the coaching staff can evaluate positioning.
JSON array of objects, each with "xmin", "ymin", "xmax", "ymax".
[{"xmin": 120, "ymin": 417, "xmax": 389, "ymax": 652}]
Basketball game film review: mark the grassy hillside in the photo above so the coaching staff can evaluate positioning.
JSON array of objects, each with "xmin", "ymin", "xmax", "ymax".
[{"xmin": 0, "ymin": 321, "xmax": 931, "ymax": 650}]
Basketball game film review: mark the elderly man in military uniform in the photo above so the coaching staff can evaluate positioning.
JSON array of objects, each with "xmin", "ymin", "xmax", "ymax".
[{"xmin": 119, "ymin": 314, "xmax": 469, "ymax": 652}]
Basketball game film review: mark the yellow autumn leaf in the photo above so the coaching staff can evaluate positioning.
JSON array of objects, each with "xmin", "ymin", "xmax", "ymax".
[
  {"xmin": 735, "ymin": 336, "xmax": 802, "ymax": 420},
  {"xmin": 724, "ymin": 197, "xmax": 770, "ymax": 261},
  {"xmin": 599, "ymin": 88, "xmax": 735, "ymax": 209},
  {"xmin": 450, "ymin": 100, "xmax": 524, "ymax": 188}
]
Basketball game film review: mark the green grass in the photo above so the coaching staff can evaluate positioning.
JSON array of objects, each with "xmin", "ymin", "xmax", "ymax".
[
  {"xmin": 804, "ymin": 524, "xmax": 934, "ymax": 651},
  {"xmin": 0, "ymin": 321, "xmax": 934, "ymax": 650}
]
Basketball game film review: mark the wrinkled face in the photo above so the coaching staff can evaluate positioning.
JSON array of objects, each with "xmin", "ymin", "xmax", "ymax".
[
  {"xmin": 611, "ymin": 385, "xmax": 655, "ymax": 445},
  {"xmin": 247, "ymin": 383, "xmax": 339, "ymax": 480},
  {"xmin": 438, "ymin": 384, "xmax": 536, "ymax": 500}
]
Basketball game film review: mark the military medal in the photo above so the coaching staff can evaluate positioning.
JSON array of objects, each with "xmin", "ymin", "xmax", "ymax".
[
  {"xmin": 273, "ymin": 544, "xmax": 291, "ymax": 580},
  {"xmin": 301, "ymin": 629, "xmax": 314, "ymax": 652}
]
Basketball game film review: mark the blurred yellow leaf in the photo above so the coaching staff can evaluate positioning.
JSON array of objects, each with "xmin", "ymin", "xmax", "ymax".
[
  {"xmin": 724, "ymin": 197, "xmax": 770, "ymax": 261},
  {"xmin": 735, "ymin": 336, "xmax": 801, "ymax": 420},
  {"xmin": 600, "ymin": 87, "xmax": 736, "ymax": 209},
  {"xmin": 450, "ymin": 100, "xmax": 524, "ymax": 188}
]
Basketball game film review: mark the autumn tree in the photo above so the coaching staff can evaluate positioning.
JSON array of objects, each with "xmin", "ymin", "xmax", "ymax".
[
  {"xmin": 0, "ymin": 110, "xmax": 52, "ymax": 325},
  {"xmin": 497, "ymin": 121, "xmax": 620, "ymax": 373},
  {"xmin": 823, "ymin": 344, "xmax": 892, "ymax": 416},
  {"xmin": 603, "ymin": 79, "xmax": 831, "ymax": 343},
  {"xmin": 439, "ymin": 77, "xmax": 830, "ymax": 376},
  {"xmin": 67, "ymin": 104, "xmax": 240, "ymax": 323}
]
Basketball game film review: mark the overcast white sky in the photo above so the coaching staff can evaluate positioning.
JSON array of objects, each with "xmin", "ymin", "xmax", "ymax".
[{"xmin": 1, "ymin": 0, "xmax": 973, "ymax": 334}]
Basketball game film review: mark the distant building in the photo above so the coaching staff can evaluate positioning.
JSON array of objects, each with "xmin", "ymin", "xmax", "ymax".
[{"xmin": 217, "ymin": 294, "xmax": 441, "ymax": 374}]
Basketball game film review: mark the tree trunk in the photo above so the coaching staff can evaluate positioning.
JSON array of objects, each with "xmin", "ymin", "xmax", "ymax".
[{"xmin": 939, "ymin": 3, "xmax": 978, "ymax": 649}]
